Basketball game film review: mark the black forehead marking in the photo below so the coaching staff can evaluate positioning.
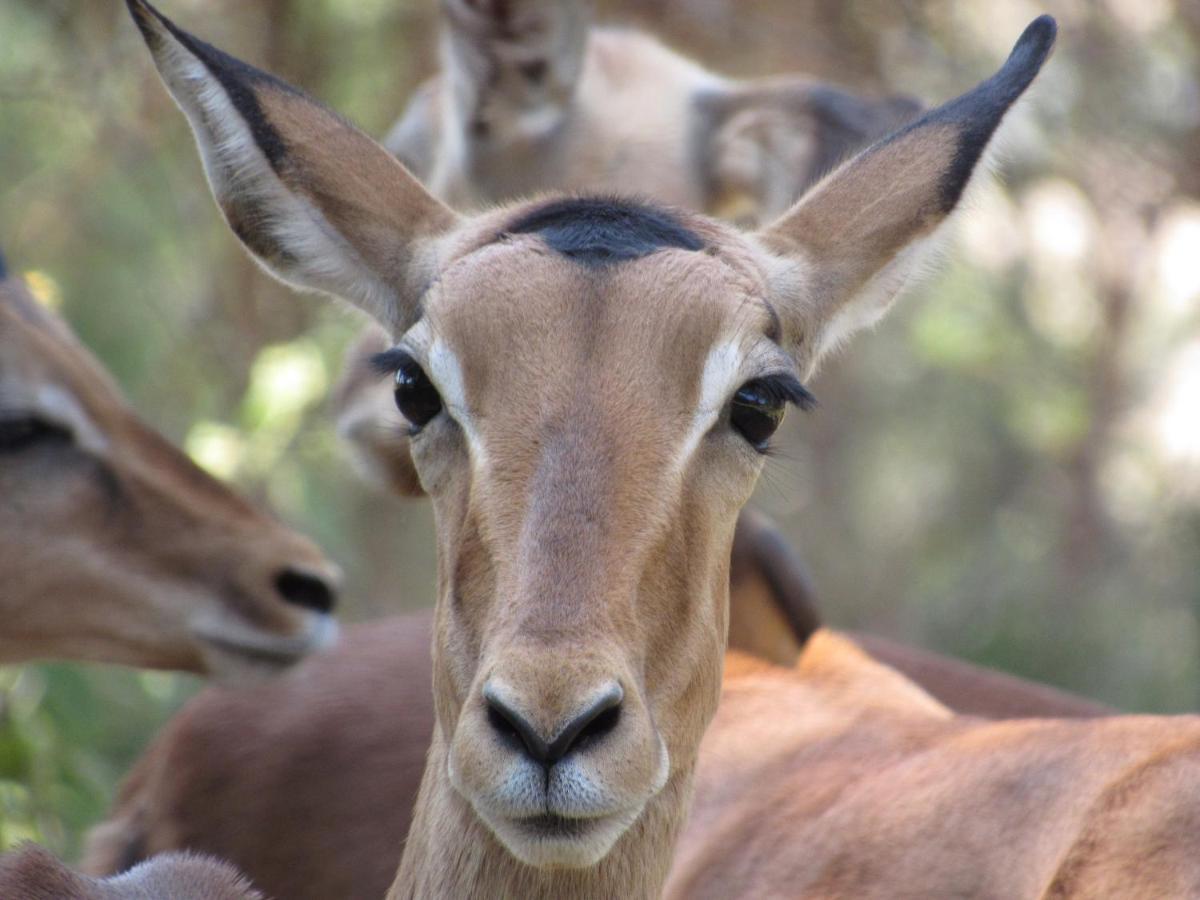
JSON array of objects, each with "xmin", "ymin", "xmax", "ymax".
[{"xmin": 501, "ymin": 196, "xmax": 705, "ymax": 266}]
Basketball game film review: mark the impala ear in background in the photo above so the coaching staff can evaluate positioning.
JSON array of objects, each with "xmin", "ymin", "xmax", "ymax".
[
  {"xmin": 695, "ymin": 79, "xmax": 922, "ymax": 223},
  {"xmin": 759, "ymin": 15, "xmax": 1057, "ymax": 375},
  {"xmin": 125, "ymin": 0, "xmax": 458, "ymax": 333}
]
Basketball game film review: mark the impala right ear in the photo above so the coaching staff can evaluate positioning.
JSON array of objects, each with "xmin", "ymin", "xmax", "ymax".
[
  {"xmin": 758, "ymin": 16, "xmax": 1057, "ymax": 375},
  {"xmin": 126, "ymin": 0, "xmax": 459, "ymax": 332}
]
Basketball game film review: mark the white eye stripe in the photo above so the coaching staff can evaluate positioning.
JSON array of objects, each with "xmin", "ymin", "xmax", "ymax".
[
  {"xmin": 426, "ymin": 339, "xmax": 489, "ymax": 470},
  {"xmin": 670, "ymin": 338, "xmax": 745, "ymax": 477},
  {"xmin": 427, "ymin": 339, "xmax": 470, "ymax": 414}
]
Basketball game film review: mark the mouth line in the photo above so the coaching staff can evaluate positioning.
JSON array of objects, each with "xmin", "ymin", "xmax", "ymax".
[
  {"xmin": 511, "ymin": 814, "xmax": 601, "ymax": 840},
  {"xmin": 192, "ymin": 614, "xmax": 337, "ymax": 666},
  {"xmin": 198, "ymin": 631, "xmax": 309, "ymax": 664}
]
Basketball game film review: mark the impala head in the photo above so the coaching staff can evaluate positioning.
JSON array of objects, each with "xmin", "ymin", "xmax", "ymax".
[
  {"xmin": 388, "ymin": 7, "xmax": 923, "ymax": 217},
  {"xmin": 127, "ymin": 0, "xmax": 1055, "ymax": 868},
  {"xmin": 0, "ymin": 258, "xmax": 339, "ymax": 679}
]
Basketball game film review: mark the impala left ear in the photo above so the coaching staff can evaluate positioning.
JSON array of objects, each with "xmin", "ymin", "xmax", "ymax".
[
  {"xmin": 757, "ymin": 16, "xmax": 1057, "ymax": 375},
  {"xmin": 125, "ymin": 0, "xmax": 459, "ymax": 332}
]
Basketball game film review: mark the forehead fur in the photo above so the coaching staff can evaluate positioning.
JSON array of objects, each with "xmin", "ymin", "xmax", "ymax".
[{"xmin": 411, "ymin": 199, "xmax": 781, "ymax": 405}]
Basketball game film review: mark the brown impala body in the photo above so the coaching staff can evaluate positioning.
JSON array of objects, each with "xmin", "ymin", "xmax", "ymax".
[
  {"xmin": 668, "ymin": 634, "xmax": 1200, "ymax": 899},
  {"xmin": 122, "ymin": 1, "xmax": 1056, "ymax": 896},
  {"xmin": 0, "ymin": 844, "xmax": 261, "ymax": 900},
  {"xmin": 84, "ymin": 512, "xmax": 1106, "ymax": 900},
  {"xmin": 386, "ymin": 0, "xmax": 920, "ymax": 218},
  {"xmin": 0, "ymin": 260, "xmax": 338, "ymax": 679}
]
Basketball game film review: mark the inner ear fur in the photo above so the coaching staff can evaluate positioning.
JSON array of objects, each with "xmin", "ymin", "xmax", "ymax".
[
  {"xmin": 758, "ymin": 15, "xmax": 1057, "ymax": 373},
  {"xmin": 126, "ymin": 0, "xmax": 458, "ymax": 332}
]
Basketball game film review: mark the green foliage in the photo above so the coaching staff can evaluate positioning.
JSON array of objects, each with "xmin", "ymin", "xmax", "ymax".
[{"xmin": 0, "ymin": 666, "xmax": 198, "ymax": 860}]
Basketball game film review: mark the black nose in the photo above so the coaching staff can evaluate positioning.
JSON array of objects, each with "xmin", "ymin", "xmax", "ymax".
[
  {"xmin": 274, "ymin": 568, "xmax": 337, "ymax": 614},
  {"xmin": 484, "ymin": 684, "xmax": 623, "ymax": 768}
]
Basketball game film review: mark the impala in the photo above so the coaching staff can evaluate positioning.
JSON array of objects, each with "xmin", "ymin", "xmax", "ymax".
[
  {"xmin": 386, "ymin": 0, "xmax": 920, "ymax": 217},
  {"xmin": 0, "ymin": 843, "xmax": 261, "ymax": 900},
  {"xmin": 667, "ymin": 633, "xmax": 1200, "ymax": 898},
  {"xmin": 123, "ymin": 1, "xmax": 1055, "ymax": 895},
  {"xmin": 85, "ymin": 514, "xmax": 1106, "ymax": 900},
  {"xmin": 0, "ymin": 256, "xmax": 338, "ymax": 678}
]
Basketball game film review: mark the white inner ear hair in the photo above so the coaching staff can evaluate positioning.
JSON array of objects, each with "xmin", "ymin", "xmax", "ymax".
[{"xmin": 147, "ymin": 23, "xmax": 400, "ymax": 324}]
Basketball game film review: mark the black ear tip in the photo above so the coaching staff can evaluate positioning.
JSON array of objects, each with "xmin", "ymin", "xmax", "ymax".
[
  {"xmin": 125, "ymin": 0, "xmax": 151, "ymax": 19},
  {"xmin": 0, "ymin": 246, "xmax": 7, "ymax": 281},
  {"xmin": 1014, "ymin": 14, "xmax": 1059, "ymax": 66},
  {"xmin": 125, "ymin": 0, "xmax": 168, "ymax": 43}
]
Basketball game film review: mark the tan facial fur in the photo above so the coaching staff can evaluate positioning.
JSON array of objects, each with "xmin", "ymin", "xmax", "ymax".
[
  {"xmin": 0, "ymin": 271, "xmax": 339, "ymax": 679},
  {"xmin": 396, "ymin": 211, "xmax": 791, "ymax": 869}
]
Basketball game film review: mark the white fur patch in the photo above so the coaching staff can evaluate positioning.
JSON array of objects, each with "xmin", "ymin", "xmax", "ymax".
[
  {"xmin": 141, "ymin": 14, "xmax": 400, "ymax": 324},
  {"xmin": 670, "ymin": 338, "xmax": 744, "ymax": 475},
  {"xmin": 33, "ymin": 384, "xmax": 107, "ymax": 455},
  {"xmin": 427, "ymin": 338, "xmax": 488, "ymax": 470}
]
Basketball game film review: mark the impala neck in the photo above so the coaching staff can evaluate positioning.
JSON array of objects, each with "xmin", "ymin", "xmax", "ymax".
[{"xmin": 389, "ymin": 725, "xmax": 694, "ymax": 900}]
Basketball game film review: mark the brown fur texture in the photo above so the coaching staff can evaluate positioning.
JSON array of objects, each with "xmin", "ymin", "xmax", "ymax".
[
  {"xmin": 386, "ymin": 1, "xmax": 919, "ymax": 217},
  {"xmin": 667, "ymin": 634, "xmax": 1200, "ymax": 899},
  {"xmin": 0, "ymin": 271, "xmax": 338, "ymax": 678},
  {"xmin": 85, "ymin": 518, "xmax": 1106, "ymax": 900},
  {"xmin": 0, "ymin": 844, "xmax": 261, "ymax": 900},
  {"xmin": 126, "ymin": 4, "xmax": 1056, "ymax": 896}
]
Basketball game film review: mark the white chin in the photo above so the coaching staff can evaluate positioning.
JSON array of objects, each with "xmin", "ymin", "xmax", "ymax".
[
  {"xmin": 487, "ymin": 810, "xmax": 637, "ymax": 869},
  {"xmin": 194, "ymin": 612, "xmax": 339, "ymax": 682}
]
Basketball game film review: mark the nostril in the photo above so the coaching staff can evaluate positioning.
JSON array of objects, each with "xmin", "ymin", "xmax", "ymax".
[
  {"xmin": 485, "ymin": 691, "xmax": 550, "ymax": 764},
  {"xmin": 573, "ymin": 703, "xmax": 621, "ymax": 751},
  {"xmin": 274, "ymin": 569, "xmax": 337, "ymax": 614},
  {"xmin": 547, "ymin": 685, "xmax": 623, "ymax": 764},
  {"xmin": 487, "ymin": 702, "xmax": 522, "ymax": 745},
  {"xmin": 483, "ymin": 683, "xmax": 624, "ymax": 768}
]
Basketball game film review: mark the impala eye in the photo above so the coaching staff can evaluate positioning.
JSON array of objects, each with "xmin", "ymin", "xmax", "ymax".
[
  {"xmin": 0, "ymin": 416, "xmax": 73, "ymax": 454},
  {"xmin": 730, "ymin": 383, "xmax": 786, "ymax": 451},
  {"xmin": 728, "ymin": 375, "xmax": 817, "ymax": 453},
  {"xmin": 391, "ymin": 355, "xmax": 442, "ymax": 432}
]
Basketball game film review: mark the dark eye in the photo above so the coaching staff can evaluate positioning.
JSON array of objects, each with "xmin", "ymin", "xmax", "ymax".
[
  {"xmin": 393, "ymin": 356, "xmax": 443, "ymax": 432},
  {"xmin": 0, "ymin": 416, "xmax": 73, "ymax": 454},
  {"xmin": 730, "ymin": 381, "xmax": 787, "ymax": 452}
]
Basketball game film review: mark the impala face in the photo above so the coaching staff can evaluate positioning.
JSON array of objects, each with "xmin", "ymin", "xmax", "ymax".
[
  {"xmin": 375, "ymin": 198, "xmax": 812, "ymax": 865},
  {"xmin": 0, "ymin": 271, "xmax": 340, "ymax": 678},
  {"xmin": 126, "ymin": 0, "xmax": 1056, "ymax": 873}
]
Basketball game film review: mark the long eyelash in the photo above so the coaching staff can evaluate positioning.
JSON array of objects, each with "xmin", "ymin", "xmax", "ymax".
[
  {"xmin": 753, "ymin": 374, "xmax": 819, "ymax": 412},
  {"xmin": 369, "ymin": 348, "xmax": 413, "ymax": 378}
]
